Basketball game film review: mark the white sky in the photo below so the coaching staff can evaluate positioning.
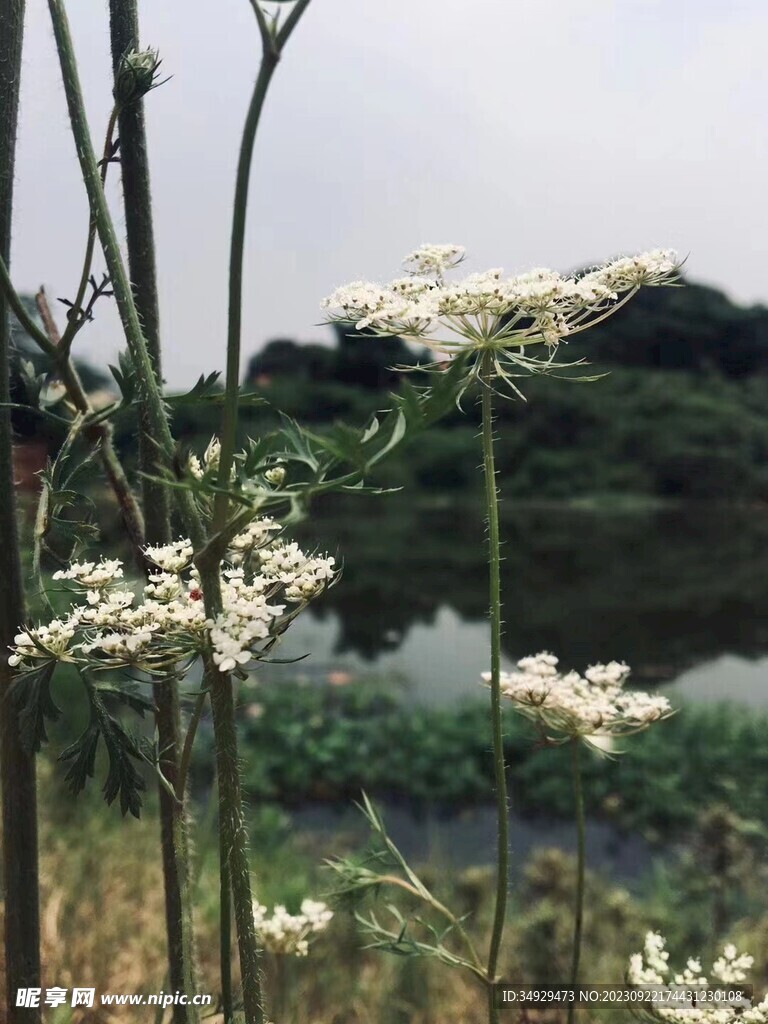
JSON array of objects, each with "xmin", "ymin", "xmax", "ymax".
[{"xmin": 9, "ymin": 0, "xmax": 768, "ymax": 387}]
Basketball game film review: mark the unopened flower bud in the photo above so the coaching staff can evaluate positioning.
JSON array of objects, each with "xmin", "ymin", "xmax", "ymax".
[
  {"xmin": 113, "ymin": 48, "xmax": 163, "ymax": 107},
  {"xmin": 265, "ymin": 466, "xmax": 286, "ymax": 486}
]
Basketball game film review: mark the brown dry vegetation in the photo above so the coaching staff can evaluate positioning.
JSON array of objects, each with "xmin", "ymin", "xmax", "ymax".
[{"xmin": 5, "ymin": 760, "xmax": 768, "ymax": 1023}]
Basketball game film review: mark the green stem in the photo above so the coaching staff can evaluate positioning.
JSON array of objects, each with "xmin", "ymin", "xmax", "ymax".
[
  {"xmin": 0, "ymin": 254, "xmax": 55, "ymax": 354},
  {"xmin": 176, "ymin": 689, "xmax": 208, "ymax": 802},
  {"xmin": 107, "ymin": 3, "xmax": 198, "ymax": 1017},
  {"xmin": 212, "ymin": 51, "xmax": 278, "ymax": 532},
  {"xmin": 568, "ymin": 739, "xmax": 586, "ymax": 1024},
  {"xmin": 198, "ymin": 637, "xmax": 263, "ymax": 1024},
  {"xmin": 46, "ymin": 0, "xmax": 205, "ymax": 551},
  {"xmin": 212, "ymin": 0, "xmax": 312, "ymax": 534},
  {"xmin": 480, "ymin": 351, "xmax": 509, "ymax": 1024},
  {"xmin": 0, "ymin": 1, "xmax": 42, "ymax": 1020},
  {"xmin": 273, "ymin": 955, "xmax": 287, "ymax": 1023},
  {"xmin": 152, "ymin": 682, "xmax": 199, "ymax": 1019},
  {"xmin": 204, "ymin": 6, "xmax": 312, "ymax": 1020},
  {"xmin": 220, "ymin": 843, "xmax": 233, "ymax": 1023}
]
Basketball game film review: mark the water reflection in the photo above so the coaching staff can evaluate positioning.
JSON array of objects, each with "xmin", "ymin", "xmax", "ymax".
[{"xmin": 278, "ymin": 496, "xmax": 768, "ymax": 701}]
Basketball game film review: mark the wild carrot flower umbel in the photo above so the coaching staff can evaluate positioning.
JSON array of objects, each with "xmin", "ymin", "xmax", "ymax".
[
  {"xmin": 627, "ymin": 932, "xmax": 768, "ymax": 1022},
  {"xmin": 322, "ymin": 244, "xmax": 679, "ymax": 394},
  {"xmin": 252, "ymin": 898, "xmax": 333, "ymax": 957},
  {"xmin": 9, "ymin": 519, "xmax": 336, "ymax": 676},
  {"xmin": 482, "ymin": 652, "xmax": 673, "ymax": 748}
]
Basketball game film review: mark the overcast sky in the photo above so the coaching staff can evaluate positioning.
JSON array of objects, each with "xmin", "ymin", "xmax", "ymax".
[{"xmin": 9, "ymin": 0, "xmax": 768, "ymax": 388}]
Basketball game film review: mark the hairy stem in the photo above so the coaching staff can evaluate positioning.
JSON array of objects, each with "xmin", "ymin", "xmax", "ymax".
[
  {"xmin": 198, "ymin": 631, "xmax": 263, "ymax": 1024},
  {"xmin": 480, "ymin": 351, "xmax": 509, "ymax": 1024},
  {"xmin": 213, "ymin": 0, "xmax": 313, "ymax": 532},
  {"xmin": 107, "ymin": 2, "xmax": 198, "ymax": 1016},
  {"xmin": 0, "ymin": 1, "xmax": 42, "ymax": 1020},
  {"xmin": 212, "ymin": 51, "xmax": 277, "ymax": 532},
  {"xmin": 204, "ymin": 5, "xmax": 312, "ymax": 1019},
  {"xmin": 568, "ymin": 739, "xmax": 586, "ymax": 1024},
  {"xmin": 220, "ymin": 851, "xmax": 233, "ymax": 1022},
  {"xmin": 47, "ymin": 0, "xmax": 205, "ymax": 551}
]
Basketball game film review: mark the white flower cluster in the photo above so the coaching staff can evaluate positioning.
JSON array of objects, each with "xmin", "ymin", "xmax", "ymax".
[
  {"xmin": 9, "ymin": 520, "xmax": 336, "ymax": 676},
  {"xmin": 188, "ymin": 436, "xmax": 222, "ymax": 480},
  {"xmin": 322, "ymin": 245, "xmax": 678, "ymax": 387},
  {"xmin": 482, "ymin": 652, "xmax": 672, "ymax": 746},
  {"xmin": 253, "ymin": 898, "xmax": 333, "ymax": 957},
  {"xmin": 627, "ymin": 932, "xmax": 768, "ymax": 1022}
]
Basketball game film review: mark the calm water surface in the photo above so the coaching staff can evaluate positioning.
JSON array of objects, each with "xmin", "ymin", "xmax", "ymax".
[{"xmin": 262, "ymin": 496, "xmax": 768, "ymax": 707}]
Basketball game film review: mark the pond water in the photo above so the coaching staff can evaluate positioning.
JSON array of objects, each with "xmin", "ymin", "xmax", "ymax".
[
  {"xmin": 260, "ymin": 495, "xmax": 768, "ymax": 708},
  {"xmin": 292, "ymin": 803, "xmax": 654, "ymax": 881}
]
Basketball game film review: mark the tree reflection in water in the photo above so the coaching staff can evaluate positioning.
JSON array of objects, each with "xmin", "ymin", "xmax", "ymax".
[{"xmin": 294, "ymin": 493, "xmax": 768, "ymax": 686}]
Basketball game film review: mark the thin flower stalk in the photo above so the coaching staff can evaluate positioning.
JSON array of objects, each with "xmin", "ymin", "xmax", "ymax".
[
  {"xmin": 0, "ymin": 1, "xmax": 42, "ymax": 1019},
  {"xmin": 207, "ymin": 3, "xmax": 312, "ymax": 1019},
  {"xmin": 568, "ymin": 739, "xmax": 585, "ymax": 1024},
  {"xmin": 34, "ymin": 288, "xmax": 147, "ymax": 557},
  {"xmin": 57, "ymin": 105, "xmax": 117, "ymax": 356},
  {"xmin": 479, "ymin": 351, "xmax": 509, "ymax": 1023}
]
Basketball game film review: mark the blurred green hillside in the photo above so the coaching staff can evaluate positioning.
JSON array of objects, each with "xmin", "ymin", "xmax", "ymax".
[{"xmin": 12, "ymin": 277, "xmax": 768, "ymax": 501}]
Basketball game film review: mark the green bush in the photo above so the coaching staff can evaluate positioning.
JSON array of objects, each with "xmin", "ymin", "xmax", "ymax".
[{"xmin": 192, "ymin": 680, "xmax": 768, "ymax": 842}]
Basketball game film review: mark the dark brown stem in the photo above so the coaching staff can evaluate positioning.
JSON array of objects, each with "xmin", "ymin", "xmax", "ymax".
[
  {"xmin": 58, "ymin": 107, "xmax": 117, "ymax": 354},
  {"xmin": 35, "ymin": 288, "xmax": 146, "ymax": 559},
  {"xmin": 108, "ymin": 1, "xmax": 198, "ymax": 1017},
  {"xmin": 0, "ymin": 1, "xmax": 42, "ymax": 1020}
]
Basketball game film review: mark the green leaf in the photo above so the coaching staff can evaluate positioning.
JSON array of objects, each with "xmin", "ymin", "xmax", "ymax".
[
  {"xmin": 59, "ymin": 675, "xmax": 149, "ymax": 818},
  {"xmin": 9, "ymin": 664, "xmax": 61, "ymax": 754},
  {"xmin": 109, "ymin": 349, "xmax": 137, "ymax": 405},
  {"xmin": 32, "ymin": 416, "xmax": 99, "ymax": 587}
]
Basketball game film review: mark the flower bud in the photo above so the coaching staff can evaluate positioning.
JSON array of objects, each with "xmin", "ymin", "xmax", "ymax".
[
  {"xmin": 113, "ymin": 48, "xmax": 163, "ymax": 107},
  {"xmin": 265, "ymin": 466, "xmax": 286, "ymax": 486}
]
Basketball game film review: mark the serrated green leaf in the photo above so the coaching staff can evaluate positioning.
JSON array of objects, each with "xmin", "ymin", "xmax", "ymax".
[
  {"xmin": 9, "ymin": 664, "xmax": 61, "ymax": 754},
  {"xmin": 59, "ymin": 674, "xmax": 148, "ymax": 818}
]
